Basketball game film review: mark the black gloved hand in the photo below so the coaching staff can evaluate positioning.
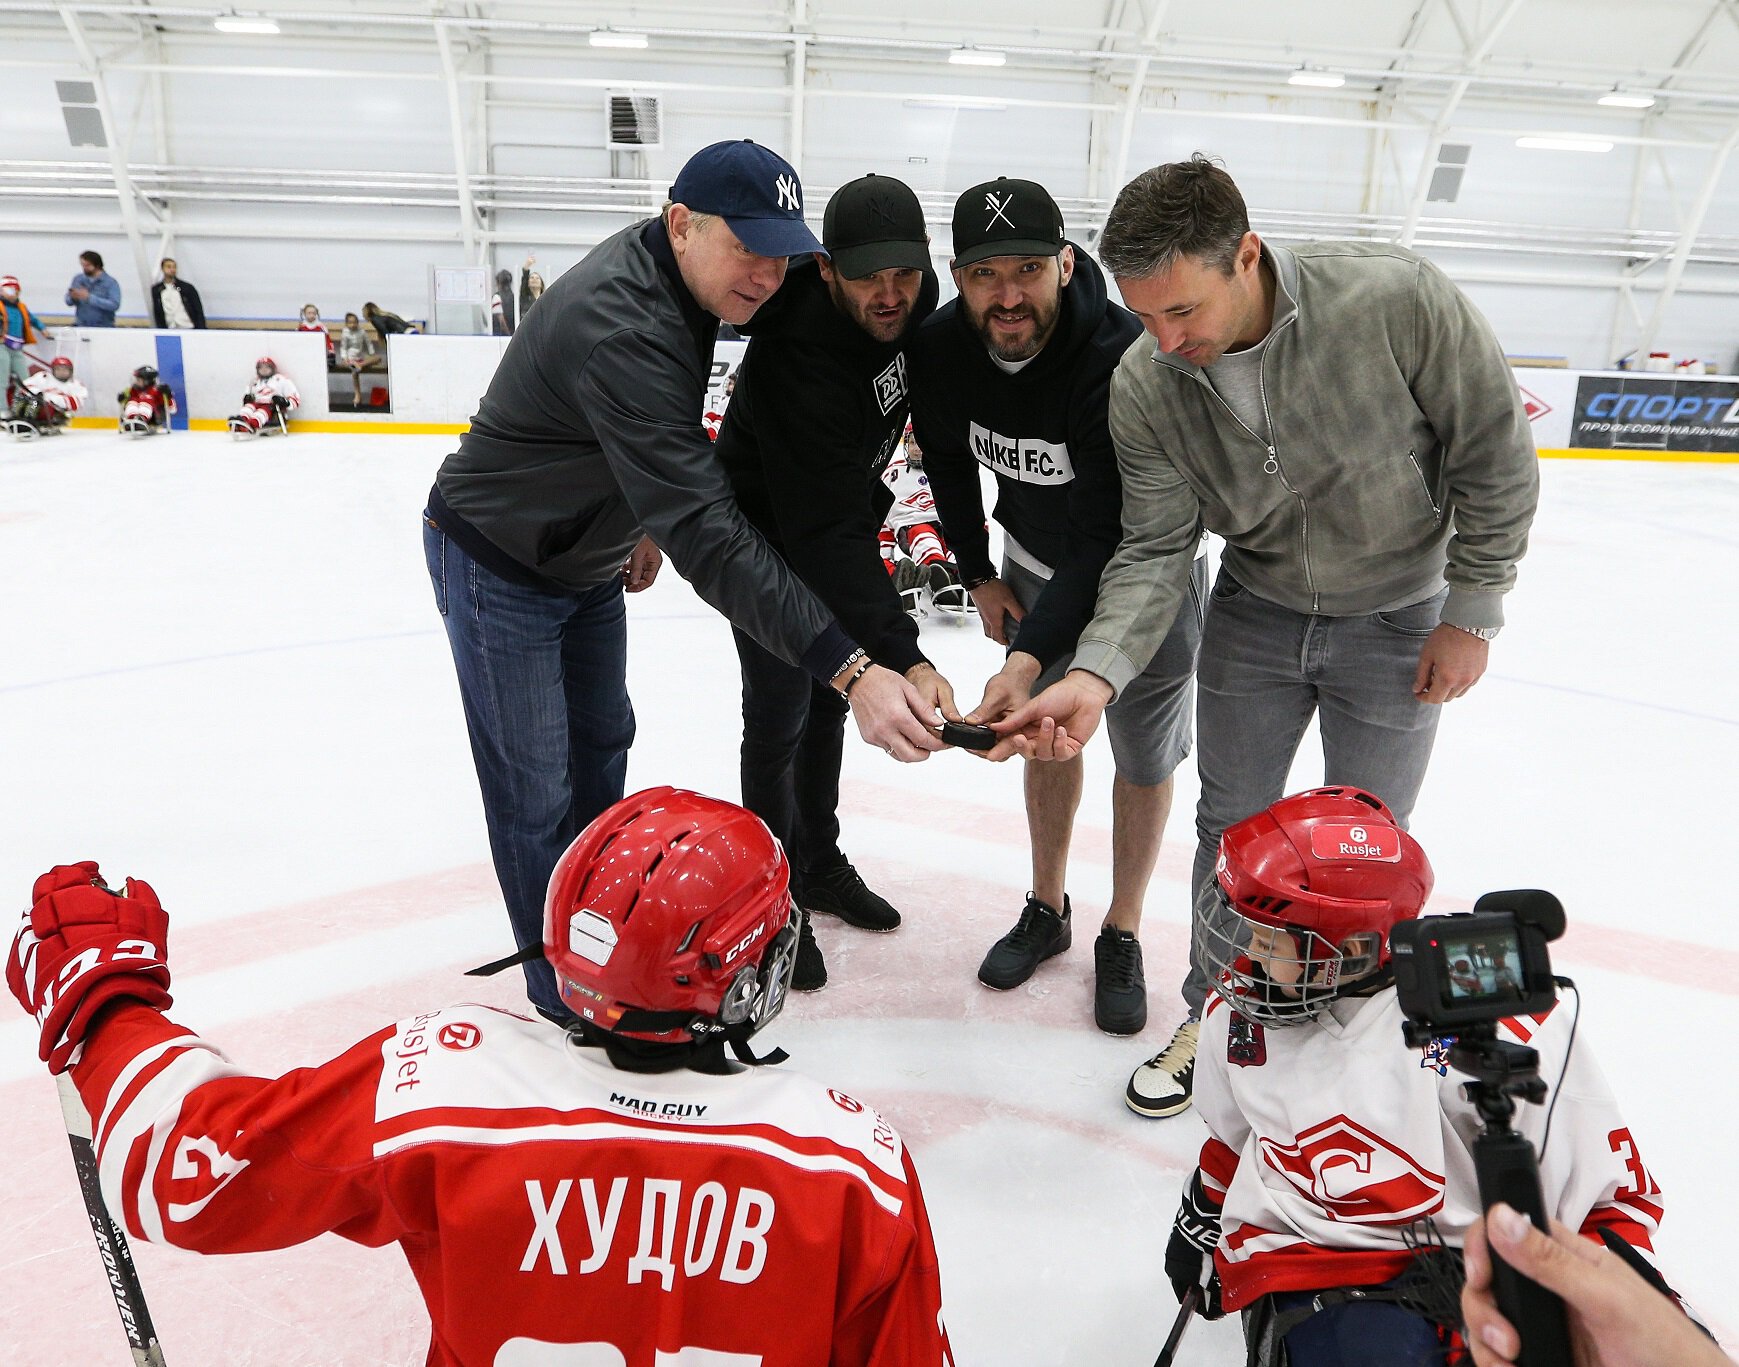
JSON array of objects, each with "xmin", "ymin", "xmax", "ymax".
[
  {"xmin": 1164, "ymin": 1169, "xmax": 1225, "ymax": 1319},
  {"xmin": 272, "ymin": 394, "xmax": 289, "ymax": 411}
]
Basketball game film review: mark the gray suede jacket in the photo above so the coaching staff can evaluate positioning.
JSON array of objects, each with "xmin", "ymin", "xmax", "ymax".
[{"xmin": 1072, "ymin": 241, "xmax": 1539, "ymax": 697}]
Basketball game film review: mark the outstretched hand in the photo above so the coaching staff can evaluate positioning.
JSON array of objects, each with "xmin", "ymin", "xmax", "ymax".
[{"xmin": 979, "ymin": 670, "xmax": 1110, "ymax": 762}]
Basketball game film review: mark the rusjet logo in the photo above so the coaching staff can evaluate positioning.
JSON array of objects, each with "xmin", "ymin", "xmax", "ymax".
[
  {"xmin": 1259, "ymin": 1116, "xmax": 1446, "ymax": 1223},
  {"xmin": 1308, "ymin": 822, "xmax": 1402, "ymax": 862},
  {"xmin": 968, "ymin": 421, "xmax": 1073, "ymax": 485}
]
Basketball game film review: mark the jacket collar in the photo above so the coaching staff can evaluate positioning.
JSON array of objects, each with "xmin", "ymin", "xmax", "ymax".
[
  {"xmin": 1148, "ymin": 241, "xmax": 1300, "ymax": 378},
  {"xmin": 643, "ymin": 217, "xmax": 718, "ymax": 361}
]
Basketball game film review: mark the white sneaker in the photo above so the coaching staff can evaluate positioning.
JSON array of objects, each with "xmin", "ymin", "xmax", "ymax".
[{"xmin": 1124, "ymin": 1019, "xmax": 1199, "ymax": 1117}]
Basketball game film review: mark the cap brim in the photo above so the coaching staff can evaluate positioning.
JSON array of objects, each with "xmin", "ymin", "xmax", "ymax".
[
  {"xmin": 951, "ymin": 238, "xmax": 1064, "ymax": 269},
  {"xmin": 727, "ymin": 216, "xmax": 825, "ymax": 258},
  {"xmin": 827, "ymin": 240, "xmax": 933, "ymax": 278}
]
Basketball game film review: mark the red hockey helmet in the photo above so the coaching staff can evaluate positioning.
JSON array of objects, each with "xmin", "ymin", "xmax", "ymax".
[
  {"xmin": 49, "ymin": 355, "xmax": 74, "ymax": 378},
  {"xmin": 543, "ymin": 787, "xmax": 797, "ymax": 1044},
  {"xmin": 255, "ymin": 355, "xmax": 277, "ymax": 377},
  {"xmin": 1201, "ymin": 787, "xmax": 1434, "ymax": 1024},
  {"xmin": 0, "ymin": 275, "xmax": 19, "ymax": 294}
]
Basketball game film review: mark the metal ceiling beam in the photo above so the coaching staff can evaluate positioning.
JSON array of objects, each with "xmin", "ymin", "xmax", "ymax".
[
  {"xmin": 1633, "ymin": 119, "xmax": 1739, "ymax": 355},
  {"xmin": 1398, "ymin": 0, "xmax": 1524, "ymax": 247},
  {"xmin": 433, "ymin": 17, "xmax": 480, "ymax": 260},
  {"xmin": 1105, "ymin": 0, "xmax": 1171, "ymax": 210}
]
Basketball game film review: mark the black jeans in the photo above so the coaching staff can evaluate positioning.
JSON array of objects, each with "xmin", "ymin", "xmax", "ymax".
[{"xmin": 732, "ymin": 626, "xmax": 847, "ymax": 887}]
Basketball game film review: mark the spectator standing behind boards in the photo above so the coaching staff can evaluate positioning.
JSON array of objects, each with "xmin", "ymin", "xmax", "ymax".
[
  {"xmin": 998, "ymin": 156, "xmax": 1540, "ymax": 1120},
  {"xmin": 2, "ymin": 274, "xmax": 52, "ymax": 404},
  {"xmin": 491, "ymin": 268, "xmax": 515, "ymax": 335},
  {"xmin": 520, "ymin": 253, "xmax": 545, "ymax": 319},
  {"xmin": 66, "ymin": 250, "xmax": 121, "ymax": 327},
  {"xmin": 363, "ymin": 301, "xmax": 416, "ymax": 337},
  {"xmin": 424, "ymin": 139, "xmax": 944, "ymax": 1024},
  {"xmin": 337, "ymin": 311, "xmax": 381, "ymax": 404},
  {"xmin": 150, "ymin": 257, "xmax": 206, "ymax": 329},
  {"xmin": 298, "ymin": 303, "xmax": 335, "ymax": 366}
]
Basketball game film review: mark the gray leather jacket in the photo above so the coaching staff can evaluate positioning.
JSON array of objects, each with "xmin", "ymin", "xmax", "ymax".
[{"xmin": 1072, "ymin": 241, "xmax": 1539, "ymax": 696}]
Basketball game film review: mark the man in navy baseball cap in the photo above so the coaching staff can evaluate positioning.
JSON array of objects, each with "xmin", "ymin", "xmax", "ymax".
[{"xmin": 671, "ymin": 139, "xmax": 824, "ymax": 259}]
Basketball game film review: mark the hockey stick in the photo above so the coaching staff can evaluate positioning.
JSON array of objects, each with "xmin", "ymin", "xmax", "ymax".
[
  {"xmin": 1152, "ymin": 1285, "xmax": 1202, "ymax": 1367},
  {"xmin": 56, "ymin": 1073, "xmax": 169, "ymax": 1365}
]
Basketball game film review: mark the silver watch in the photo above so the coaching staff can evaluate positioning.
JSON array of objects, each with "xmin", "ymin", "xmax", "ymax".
[{"xmin": 1449, "ymin": 622, "xmax": 1500, "ymax": 641}]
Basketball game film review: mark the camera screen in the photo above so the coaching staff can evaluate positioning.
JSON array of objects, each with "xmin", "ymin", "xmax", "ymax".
[{"xmin": 1439, "ymin": 927, "xmax": 1525, "ymax": 1004}]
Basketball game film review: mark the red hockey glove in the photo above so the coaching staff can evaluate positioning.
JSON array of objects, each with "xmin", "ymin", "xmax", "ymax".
[{"xmin": 6, "ymin": 861, "xmax": 172, "ymax": 1073}]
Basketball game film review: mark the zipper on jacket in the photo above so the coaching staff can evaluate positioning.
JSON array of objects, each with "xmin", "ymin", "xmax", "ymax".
[
  {"xmin": 1248, "ymin": 312, "xmax": 1316, "ymax": 610},
  {"xmin": 1406, "ymin": 449, "xmax": 1443, "ymax": 524}
]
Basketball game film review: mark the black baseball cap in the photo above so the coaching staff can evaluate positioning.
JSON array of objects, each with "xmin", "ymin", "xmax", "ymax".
[
  {"xmin": 822, "ymin": 174, "xmax": 931, "ymax": 277},
  {"xmin": 670, "ymin": 139, "xmax": 823, "ymax": 258},
  {"xmin": 950, "ymin": 176, "xmax": 1066, "ymax": 267}
]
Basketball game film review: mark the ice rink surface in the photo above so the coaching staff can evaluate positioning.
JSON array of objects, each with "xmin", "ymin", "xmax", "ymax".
[{"xmin": 1, "ymin": 429, "xmax": 1735, "ymax": 1365}]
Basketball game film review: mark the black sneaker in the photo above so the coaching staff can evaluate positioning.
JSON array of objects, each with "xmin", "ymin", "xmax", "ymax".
[
  {"xmin": 804, "ymin": 861, "xmax": 901, "ymax": 932},
  {"xmin": 978, "ymin": 893, "xmax": 1071, "ymax": 989},
  {"xmin": 1092, "ymin": 927, "xmax": 1147, "ymax": 1035},
  {"xmin": 791, "ymin": 907, "xmax": 827, "ymax": 992}
]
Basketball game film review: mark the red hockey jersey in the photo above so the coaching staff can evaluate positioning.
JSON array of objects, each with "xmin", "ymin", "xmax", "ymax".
[
  {"xmin": 1195, "ymin": 989, "xmax": 1662, "ymax": 1311},
  {"xmin": 72, "ymin": 1001, "xmax": 955, "ymax": 1367}
]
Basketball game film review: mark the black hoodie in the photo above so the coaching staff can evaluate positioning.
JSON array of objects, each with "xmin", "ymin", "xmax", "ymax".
[
  {"xmin": 715, "ymin": 259, "xmax": 939, "ymax": 674},
  {"xmin": 907, "ymin": 246, "xmax": 1141, "ymax": 670}
]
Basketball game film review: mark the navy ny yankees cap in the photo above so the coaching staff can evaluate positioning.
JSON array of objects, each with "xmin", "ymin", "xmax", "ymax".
[
  {"xmin": 823, "ymin": 174, "xmax": 931, "ymax": 278},
  {"xmin": 671, "ymin": 140, "xmax": 823, "ymax": 258},
  {"xmin": 951, "ymin": 176, "xmax": 1066, "ymax": 268}
]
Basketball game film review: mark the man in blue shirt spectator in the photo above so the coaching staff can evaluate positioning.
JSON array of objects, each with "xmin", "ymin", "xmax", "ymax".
[{"xmin": 66, "ymin": 250, "xmax": 121, "ymax": 327}]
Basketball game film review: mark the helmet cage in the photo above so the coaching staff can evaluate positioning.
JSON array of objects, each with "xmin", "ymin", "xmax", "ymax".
[{"xmin": 1202, "ymin": 885, "xmax": 1384, "ymax": 1026}]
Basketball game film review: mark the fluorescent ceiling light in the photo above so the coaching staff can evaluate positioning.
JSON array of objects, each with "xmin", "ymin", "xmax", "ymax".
[
  {"xmin": 590, "ymin": 30, "xmax": 649, "ymax": 49},
  {"xmin": 948, "ymin": 47, "xmax": 1006, "ymax": 67},
  {"xmin": 1516, "ymin": 135, "xmax": 1613, "ymax": 153},
  {"xmin": 905, "ymin": 97, "xmax": 1009, "ymax": 111},
  {"xmin": 1597, "ymin": 91, "xmax": 1656, "ymax": 109},
  {"xmin": 1288, "ymin": 68, "xmax": 1346, "ymax": 88},
  {"xmin": 213, "ymin": 14, "xmax": 280, "ymax": 33}
]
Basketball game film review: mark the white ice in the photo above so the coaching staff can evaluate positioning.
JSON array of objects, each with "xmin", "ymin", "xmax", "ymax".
[{"xmin": 1, "ymin": 430, "xmax": 1735, "ymax": 1365}]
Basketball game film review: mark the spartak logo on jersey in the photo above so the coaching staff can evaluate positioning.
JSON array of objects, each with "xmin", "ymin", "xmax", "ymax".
[{"xmin": 1258, "ymin": 1116, "xmax": 1445, "ymax": 1223}]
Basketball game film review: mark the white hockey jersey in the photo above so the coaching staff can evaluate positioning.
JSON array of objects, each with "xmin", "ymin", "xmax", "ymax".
[
  {"xmin": 24, "ymin": 370, "xmax": 87, "ymax": 415},
  {"xmin": 1195, "ymin": 988, "xmax": 1661, "ymax": 1311},
  {"xmin": 70, "ymin": 1001, "xmax": 953, "ymax": 1367},
  {"xmin": 879, "ymin": 445, "xmax": 939, "ymax": 534},
  {"xmin": 247, "ymin": 372, "xmax": 301, "ymax": 410}
]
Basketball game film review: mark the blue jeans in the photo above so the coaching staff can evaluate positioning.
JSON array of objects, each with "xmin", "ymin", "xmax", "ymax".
[
  {"xmin": 1259, "ymin": 1293, "xmax": 1445, "ymax": 1367},
  {"xmin": 424, "ymin": 515, "xmax": 635, "ymax": 1019},
  {"xmin": 1183, "ymin": 569, "xmax": 1445, "ymax": 1012},
  {"xmin": 732, "ymin": 626, "xmax": 847, "ymax": 887}
]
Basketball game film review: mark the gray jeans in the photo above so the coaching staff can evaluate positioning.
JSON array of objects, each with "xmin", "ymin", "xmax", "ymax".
[{"xmin": 1183, "ymin": 568, "xmax": 1446, "ymax": 1012}]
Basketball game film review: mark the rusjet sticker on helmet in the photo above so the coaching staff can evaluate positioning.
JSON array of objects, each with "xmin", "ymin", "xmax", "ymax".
[
  {"xmin": 569, "ymin": 908, "xmax": 619, "ymax": 965},
  {"xmin": 1308, "ymin": 822, "xmax": 1402, "ymax": 862}
]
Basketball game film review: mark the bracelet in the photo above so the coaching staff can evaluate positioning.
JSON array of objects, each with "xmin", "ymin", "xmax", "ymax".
[
  {"xmin": 831, "ymin": 647, "xmax": 867, "ymax": 681},
  {"xmin": 839, "ymin": 660, "xmax": 873, "ymax": 698},
  {"xmin": 961, "ymin": 573, "xmax": 996, "ymax": 591}
]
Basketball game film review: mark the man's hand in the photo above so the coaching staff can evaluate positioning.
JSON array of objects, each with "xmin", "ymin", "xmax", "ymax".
[
  {"xmin": 1463, "ymin": 1205, "xmax": 1727, "ymax": 1367},
  {"xmin": 967, "ymin": 654, "xmax": 1042, "ymax": 725},
  {"xmin": 7, "ymin": 862, "xmax": 171, "ymax": 1074},
  {"xmin": 985, "ymin": 669, "xmax": 1111, "ymax": 762},
  {"xmin": 1413, "ymin": 623, "xmax": 1489, "ymax": 703},
  {"xmin": 968, "ymin": 576, "xmax": 1025, "ymax": 647},
  {"xmin": 843, "ymin": 664, "xmax": 947, "ymax": 762},
  {"xmin": 69, "ymin": 286, "xmax": 89, "ymax": 303},
  {"xmin": 621, "ymin": 535, "xmax": 662, "ymax": 593},
  {"xmin": 904, "ymin": 662, "xmax": 961, "ymax": 723}
]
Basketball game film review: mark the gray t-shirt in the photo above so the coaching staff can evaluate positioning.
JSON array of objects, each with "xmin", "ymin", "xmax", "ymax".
[{"xmin": 1206, "ymin": 333, "xmax": 1274, "ymax": 445}]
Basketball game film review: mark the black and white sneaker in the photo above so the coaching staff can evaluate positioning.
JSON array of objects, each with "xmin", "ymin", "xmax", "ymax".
[
  {"xmin": 1124, "ymin": 1019, "xmax": 1200, "ymax": 1117},
  {"xmin": 1093, "ymin": 926, "xmax": 1147, "ymax": 1035},
  {"xmin": 791, "ymin": 907, "xmax": 827, "ymax": 992},
  {"xmin": 804, "ymin": 861, "xmax": 901, "ymax": 932},
  {"xmin": 978, "ymin": 893, "xmax": 1071, "ymax": 989}
]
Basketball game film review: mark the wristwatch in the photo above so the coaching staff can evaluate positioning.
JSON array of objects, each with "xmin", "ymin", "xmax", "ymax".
[{"xmin": 1448, "ymin": 622, "xmax": 1500, "ymax": 641}]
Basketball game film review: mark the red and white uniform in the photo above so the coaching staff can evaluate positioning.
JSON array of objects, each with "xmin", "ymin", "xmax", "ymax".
[
  {"xmin": 1195, "ymin": 988, "xmax": 1661, "ymax": 1312},
  {"xmin": 878, "ymin": 445, "xmax": 952, "ymax": 571},
  {"xmin": 72, "ymin": 1001, "xmax": 954, "ymax": 1367},
  {"xmin": 236, "ymin": 371, "xmax": 301, "ymax": 432},
  {"xmin": 123, "ymin": 384, "xmax": 176, "ymax": 427},
  {"xmin": 24, "ymin": 369, "xmax": 87, "ymax": 417}
]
